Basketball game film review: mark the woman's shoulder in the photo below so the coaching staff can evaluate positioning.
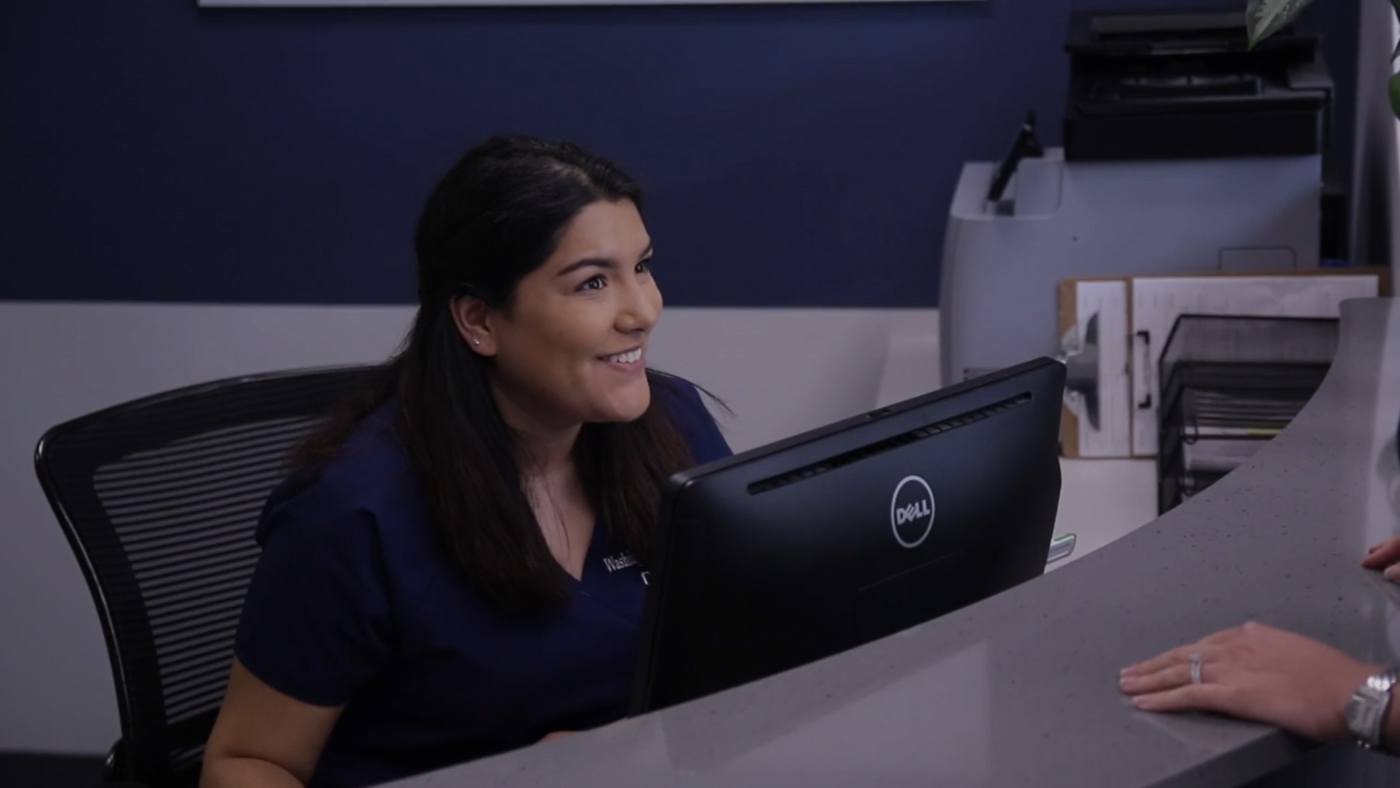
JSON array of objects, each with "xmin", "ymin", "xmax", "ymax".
[
  {"xmin": 649, "ymin": 372, "xmax": 732, "ymax": 464},
  {"xmin": 256, "ymin": 401, "xmax": 427, "ymax": 547}
]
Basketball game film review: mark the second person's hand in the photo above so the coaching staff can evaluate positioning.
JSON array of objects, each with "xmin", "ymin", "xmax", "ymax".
[{"xmin": 1362, "ymin": 537, "xmax": 1400, "ymax": 582}]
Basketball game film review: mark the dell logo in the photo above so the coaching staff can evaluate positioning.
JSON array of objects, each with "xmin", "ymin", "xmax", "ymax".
[
  {"xmin": 895, "ymin": 500, "xmax": 932, "ymax": 526},
  {"xmin": 890, "ymin": 475, "xmax": 935, "ymax": 548}
]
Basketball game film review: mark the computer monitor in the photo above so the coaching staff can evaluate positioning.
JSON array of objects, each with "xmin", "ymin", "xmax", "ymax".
[{"xmin": 631, "ymin": 357, "xmax": 1065, "ymax": 713}]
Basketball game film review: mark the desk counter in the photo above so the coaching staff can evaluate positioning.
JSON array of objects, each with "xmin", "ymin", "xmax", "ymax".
[{"xmin": 389, "ymin": 298, "xmax": 1400, "ymax": 788}]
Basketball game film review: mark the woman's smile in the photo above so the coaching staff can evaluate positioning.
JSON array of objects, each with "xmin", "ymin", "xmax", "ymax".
[{"xmin": 598, "ymin": 345, "xmax": 646, "ymax": 372}]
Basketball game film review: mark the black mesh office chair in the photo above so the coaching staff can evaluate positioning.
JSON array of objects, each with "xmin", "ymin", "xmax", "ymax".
[{"xmin": 34, "ymin": 366, "xmax": 383, "ymax": 788}]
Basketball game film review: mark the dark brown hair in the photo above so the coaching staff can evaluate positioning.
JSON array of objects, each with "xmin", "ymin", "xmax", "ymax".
[{"xmin": 298, "ymin": 136, "xmax": 695, "ymax": 614}]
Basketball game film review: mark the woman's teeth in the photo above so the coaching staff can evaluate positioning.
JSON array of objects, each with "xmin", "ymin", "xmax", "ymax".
[{"xmin": 603, "ymin": 349, "xmax": 642, "ymax": 364}]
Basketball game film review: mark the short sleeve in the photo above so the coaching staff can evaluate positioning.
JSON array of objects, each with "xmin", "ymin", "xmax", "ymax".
[
  {"xmin": 656, "ymin": 376, "xmax": 733, "ymax": 466},
  {"xmin": 234, "ymin": 486, "xmax": 394, "ymax": 707}
]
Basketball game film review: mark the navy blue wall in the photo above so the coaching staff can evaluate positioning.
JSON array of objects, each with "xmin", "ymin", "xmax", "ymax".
[{"xmin": 0, "ymin": 1, "xmax": 1357, "ymax": 306}]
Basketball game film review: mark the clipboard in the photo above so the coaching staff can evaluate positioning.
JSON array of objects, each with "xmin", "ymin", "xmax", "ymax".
[{"xmin": 1058, "ymin": 267, "xmax": 1386, "ymax": 458}]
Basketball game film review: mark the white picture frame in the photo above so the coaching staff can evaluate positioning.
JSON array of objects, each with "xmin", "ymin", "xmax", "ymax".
[{"xmin": 199, "ymin": 0, "xmax": 973, "ymax": 6}]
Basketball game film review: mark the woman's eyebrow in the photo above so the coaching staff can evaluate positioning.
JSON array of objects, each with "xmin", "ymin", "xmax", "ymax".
[
  {"xmin": 556, "ymin": 257, "xmax": 616, "ymax": 278},
  {"xmin": 557, "ymin": 243, "xmax": 653, "ymax": 277}
]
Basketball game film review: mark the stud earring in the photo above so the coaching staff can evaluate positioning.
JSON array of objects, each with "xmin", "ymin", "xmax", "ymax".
[{"xmin": 471, "ymin": 337, "xmax": 481, "ymax": 346}]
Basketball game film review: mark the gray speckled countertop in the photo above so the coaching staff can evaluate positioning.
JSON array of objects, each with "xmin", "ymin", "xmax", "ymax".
[{"xmin": 388, "ymin": 298, "xmax": 1400, "ymax": 788}]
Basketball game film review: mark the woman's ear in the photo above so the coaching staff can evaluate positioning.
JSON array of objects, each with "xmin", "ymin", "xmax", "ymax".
[{"xmin": 449, "ymin": 296, "xmax": 498, "ymax": 357}]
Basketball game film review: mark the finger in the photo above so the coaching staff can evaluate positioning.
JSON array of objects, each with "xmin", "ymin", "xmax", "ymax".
[
  {"xmin": 1120, "ymin": 664, "xmax": 1193, "ymax": 695},
  {"xmin": 1362, "ymin": 538, "xmax": 1400, "ymax": 568},
  {"xmin": 1367, "ymin": 537, "xmax": 1400, "ymax": 554},
  {"xmin": 1121, "ymin": 646, "xmax": 1227, "ymax": 693},
  {"xmin": 1132, "ymin": 683, "xmax": 1234, "ymax": 714},
  {"xmin": 1121, "ymin": 645, "xmax": 1197, "ymax": 677},
  {"xmin": 1385, "ymin": 563, "xmax": 1400, "ymax": 583},
  {"xmin": 1199, "ymin": 626, "xmax": 1245, "ymax": 646},
  {"xmin": 1122, "ymin": 636, "xmax": 1231, "ymax": 677}
]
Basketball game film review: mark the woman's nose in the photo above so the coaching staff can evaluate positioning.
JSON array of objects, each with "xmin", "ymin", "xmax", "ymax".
[{"xmin": 616, "ymin": 280, "xmax": 660, "ymax": 334}]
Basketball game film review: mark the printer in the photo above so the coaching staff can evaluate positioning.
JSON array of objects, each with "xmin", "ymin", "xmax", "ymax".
[{"xmin": 939, "ymin": 10, "xmax": 1334, "ymax": 388}]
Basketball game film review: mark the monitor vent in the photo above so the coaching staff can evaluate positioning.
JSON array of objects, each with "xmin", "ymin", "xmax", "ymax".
[{"xmin": 746, "ymin": 393, "xmax": 1031, "ymax": 496}]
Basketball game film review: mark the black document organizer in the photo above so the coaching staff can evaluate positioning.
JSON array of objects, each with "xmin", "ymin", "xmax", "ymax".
[{"xmin": 1157, "ymin": 315, "xmax": 1338, "ymax": 513}]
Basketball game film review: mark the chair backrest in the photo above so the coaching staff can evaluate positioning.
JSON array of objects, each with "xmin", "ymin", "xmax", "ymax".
[{"xmin": 34, "ymin": 365, "xmax": 383, "ymax": 787}]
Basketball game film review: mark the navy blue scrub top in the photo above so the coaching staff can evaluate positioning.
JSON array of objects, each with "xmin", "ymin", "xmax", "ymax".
[{"xmin": 234, "ymin": 378, "xmax": 731, "ymax": 787}]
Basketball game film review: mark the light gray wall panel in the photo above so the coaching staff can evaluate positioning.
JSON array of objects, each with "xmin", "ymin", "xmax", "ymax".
[{"xmin": 0, "ymin": 303, "xmax": 940, "ymax": 753}]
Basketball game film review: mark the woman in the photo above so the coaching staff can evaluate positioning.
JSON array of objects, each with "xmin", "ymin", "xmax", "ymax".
[{"xmin": 202, "ymin": 136, "xmax": 731, "ymax": 787}]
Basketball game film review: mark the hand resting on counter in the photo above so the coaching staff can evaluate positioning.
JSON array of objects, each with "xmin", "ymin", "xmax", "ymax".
[{"xmin": 1119, "ymin": 537, "xmax": 1400, "ymax": 749}]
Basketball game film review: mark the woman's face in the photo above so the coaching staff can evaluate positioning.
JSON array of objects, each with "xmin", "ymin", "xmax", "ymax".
[{"xmin": 478, "ymin": 198, "xmax": 661, "ymax": 432}]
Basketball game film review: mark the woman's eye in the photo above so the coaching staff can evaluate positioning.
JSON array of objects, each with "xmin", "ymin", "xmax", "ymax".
[
  {"xmin": 636, "ymin": 258, "xmax": 652, "ymax": 274},
  {"xmin": 578, "ymin": 275, "xmax": 606, "ymax": 292}
]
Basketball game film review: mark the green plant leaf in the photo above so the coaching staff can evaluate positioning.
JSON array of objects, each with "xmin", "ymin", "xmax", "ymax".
[
  {"xmin": 1246, "ymin": 0, "xmax": 1315, "ymax": 48},
  {"xmin": 1394, "ymin": 0, "xmax": 1400, "ymax": 63},
  {"xmin": 1391, "ymin": 73, "xmax": 1400, "ymax": 120}
]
